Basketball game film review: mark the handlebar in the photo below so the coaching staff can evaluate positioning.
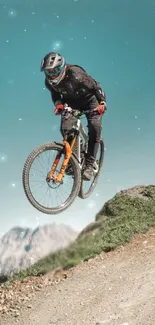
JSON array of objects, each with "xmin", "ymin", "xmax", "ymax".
[{"xmin": 63, "ymin": 104, "xmax": 97, "ymax": 118}]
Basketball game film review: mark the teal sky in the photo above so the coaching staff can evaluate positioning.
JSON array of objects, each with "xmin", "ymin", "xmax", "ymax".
[{"xmin": 0, "ymin": 0, "xmax": 155, "ymax": 235}]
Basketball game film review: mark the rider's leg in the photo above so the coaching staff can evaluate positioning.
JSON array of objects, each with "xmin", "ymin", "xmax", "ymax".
[
  {"xmin": 60, "ymin": 113, "xmax": 77, "ymax": 175},
  {"xmin": 82, "ymin": 99, "xmax": 102, "ymax": 181},
  {"xmin": 60, "ymin": 113, "xmax": 76, "ymax": 139}
]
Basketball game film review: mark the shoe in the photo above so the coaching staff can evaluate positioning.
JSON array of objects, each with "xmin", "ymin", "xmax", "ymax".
[{"xmin": 82, "ymin": 155, "xmax": 95, "ymax": 181}]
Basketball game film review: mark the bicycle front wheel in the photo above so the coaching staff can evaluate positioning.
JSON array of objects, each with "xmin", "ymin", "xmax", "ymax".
[{"xmin": 22, "ymin": 142, "xmax": 81, "ymax": 214}]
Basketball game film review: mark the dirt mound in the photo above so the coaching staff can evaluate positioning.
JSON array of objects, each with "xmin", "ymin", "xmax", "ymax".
[
  {"xmin": 1, "ymin": 227, "xmax": 155, "ymax": 325},
  {"xmin": 1, "ymin": 185, "xmax": 155, "ymax": 324}
]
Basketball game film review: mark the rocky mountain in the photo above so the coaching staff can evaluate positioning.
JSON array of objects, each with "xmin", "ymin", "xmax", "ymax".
[{"xmin": 0, "ymin": 223, "xmax": 78, "ymax": 276}]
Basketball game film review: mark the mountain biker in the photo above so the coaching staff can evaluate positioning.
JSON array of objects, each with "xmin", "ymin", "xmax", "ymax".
[{"xmin": 40, "ymin": 52, "xmax": 107, "ymax": 181}]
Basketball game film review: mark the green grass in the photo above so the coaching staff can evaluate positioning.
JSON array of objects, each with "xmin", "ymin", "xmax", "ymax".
[{"xmin": 1, "ymin": 185, "xmax": 155, "ymax": 285}]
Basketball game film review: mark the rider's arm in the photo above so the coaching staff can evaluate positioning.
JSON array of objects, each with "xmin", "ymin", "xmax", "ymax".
[
  {"xmin": 45, "ymin": 79, "xmax": 63, "ymax": 106},
  {"xmin": 77, "ymin": 71, "xmax": 107, "ymax": 107}
]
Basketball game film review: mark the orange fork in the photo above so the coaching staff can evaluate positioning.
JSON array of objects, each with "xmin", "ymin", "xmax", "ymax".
[{"xmin": 47, "ymin": 137, "xmax": 76, "ymax": 183}]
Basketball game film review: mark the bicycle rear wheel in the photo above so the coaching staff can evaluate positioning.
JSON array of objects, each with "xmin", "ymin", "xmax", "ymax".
[
  {"xmin": 78, "ymin": 139, "xmax": 104, "ymax": 199},
  {"xmin": 22, "ymin": 142, "xmax": 81, "ymax": 214}
]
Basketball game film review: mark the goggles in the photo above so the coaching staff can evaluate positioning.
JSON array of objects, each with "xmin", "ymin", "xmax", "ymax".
[{"xmin": 44, "ymin": 65, "xmax": 63, "ymax": 78}]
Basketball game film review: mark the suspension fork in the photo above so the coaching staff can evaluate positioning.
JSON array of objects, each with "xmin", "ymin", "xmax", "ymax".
[{"xmin": 46, "ymin": 136, "xmax": 77, "ymax": 183}]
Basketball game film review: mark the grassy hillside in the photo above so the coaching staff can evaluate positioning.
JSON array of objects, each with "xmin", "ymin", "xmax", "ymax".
[{"xmin": 1, "ymin": 185, "xmax": 155, "ymax": 284}]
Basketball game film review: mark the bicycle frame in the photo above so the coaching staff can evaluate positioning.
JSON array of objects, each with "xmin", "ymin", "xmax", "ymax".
[{"xmin": 47, "ymin": 115, "xmax": 88, "ymax": 183}]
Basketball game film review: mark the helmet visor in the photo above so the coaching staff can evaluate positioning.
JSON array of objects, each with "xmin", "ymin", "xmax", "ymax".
[{"xmin": 44, "ymin": 65, "xmax": 63, "ymax": 79}]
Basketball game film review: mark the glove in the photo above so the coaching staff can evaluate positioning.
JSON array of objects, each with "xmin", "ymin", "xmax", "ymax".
[
  {"xmin": 54, "ymin": 104, "xmax": 64, "ymax": 115},
  {"xmin": 96, "ymin": 101, "xmax": 107, "ymax": 115}
]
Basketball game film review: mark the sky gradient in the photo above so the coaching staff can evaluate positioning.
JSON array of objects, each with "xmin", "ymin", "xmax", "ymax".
[{"xmin": 0, "ymin": 0, "xmax": 155, "ymax": 235}]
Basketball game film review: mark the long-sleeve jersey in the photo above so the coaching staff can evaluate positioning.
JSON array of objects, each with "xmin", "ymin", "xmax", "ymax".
[{"xmin": 45, "ymin": 64, "xmax": 106, "ymax": 110}]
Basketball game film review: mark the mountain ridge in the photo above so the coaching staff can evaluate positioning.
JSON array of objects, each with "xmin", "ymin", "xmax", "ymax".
[{"xmin": 0, "ymin": 223, "xmax": 78, "ymax": 276}]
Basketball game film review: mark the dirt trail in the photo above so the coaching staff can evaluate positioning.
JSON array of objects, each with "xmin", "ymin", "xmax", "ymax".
[{"xmin": 1, "ymin": 228, "xmax": 155, "ymax": 325}]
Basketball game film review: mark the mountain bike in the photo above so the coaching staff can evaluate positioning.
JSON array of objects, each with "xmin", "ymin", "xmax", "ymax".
[{"xmin": 22, "ymin": 105, "xmax": 104, "ymax": 214}]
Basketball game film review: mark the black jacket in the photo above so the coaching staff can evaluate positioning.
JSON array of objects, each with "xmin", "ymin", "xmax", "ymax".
[{"xmin": 45, "ymin": 64, "xmax": 106, "ymax": 110}]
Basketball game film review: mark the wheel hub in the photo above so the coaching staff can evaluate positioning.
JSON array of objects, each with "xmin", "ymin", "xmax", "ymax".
[{"xmin": 46, "ymin": 172, "xmax": 63, "ymax": 188}]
